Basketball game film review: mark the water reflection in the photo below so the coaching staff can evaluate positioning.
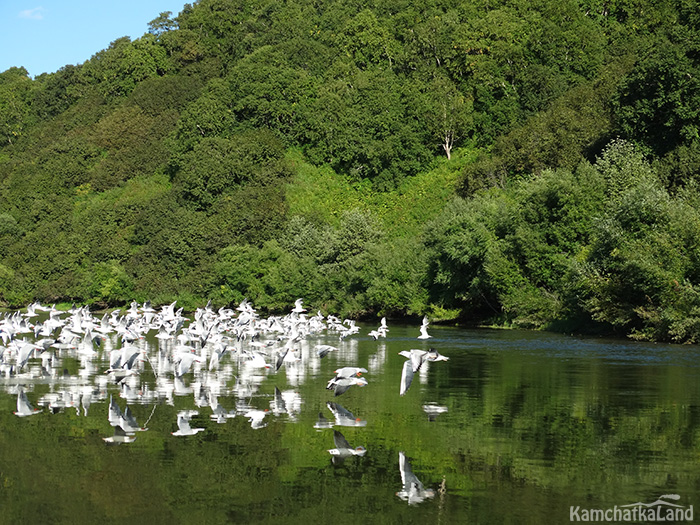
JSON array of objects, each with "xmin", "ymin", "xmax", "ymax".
[
  {"xmin": 2, "ymin": 302, "xmax": 384, "ymax": 435},
  {"xmin": 396, "ymin": 451, "xmax": 436, "ymax": 505},
  {"xmin": 108, "ymin": 395, "xmax": 147, "ymax": 432},
  {"xmin": 328, "ymin": 429, "xmax": 366, "ymax": 465},
  {"xmin": 1, "ymin": 302, "xmax": 700, "ymax": 523},
  {"xmin": 103, "ymin": 424, "xmax": 137, "ymax": 444},
  {"xmin": 172, "ymin": 410, "xmax": 205, "ymax": 436},
  {"xmin": 422, "ymin": 402, "xmax": 448, "ymax": 422},
  {"xmin": 209, "ymin": 392, "xmax": 236, "ymax": 423},
  {"xmin": 13, "ymin": 386, "xmax": 42, "ymax": 417},
  {"xmin": 325, "ymin": 402, "xmax": 367, "ymax": 427}
]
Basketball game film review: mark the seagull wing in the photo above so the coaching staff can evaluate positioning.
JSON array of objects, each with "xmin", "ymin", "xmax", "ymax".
[
  {"xmin": 275, "ymin": 348, "xmax": 288, "ymax": 372},
  {"xmin": 16, "ymin": 389, "xmax": 32, "ymax": 414},
  {"xmin": 399, "ymin": 451, "xmax": 422, "ymax": 490},
  {"xmin": 316, "ymin": 345, "xmax": 337, "ymax": 358},
  {"xmin": 400, "ymin": 360, "xmax": 414, "ymax": 396},
  {"xmin": 114, "ymin": 425, "xmax": 129, "ymax": 437},
  {"xmin": 123, "ymin": 405, "xmax": 141, "ymax": 430},
  {"xmin": 411, "ymin": 351, "xmax": 425, "ymax": 373},
  {"xmin": 177, "ymin": 415, "xmax": 192, "ymax": 433},
  {"xmin": 333, "ymin": 381, "xmax": 352, "ymax": 397},
  {"xmin": 333, "ymin": 430, "xmax": 352, "ymax": 450}
]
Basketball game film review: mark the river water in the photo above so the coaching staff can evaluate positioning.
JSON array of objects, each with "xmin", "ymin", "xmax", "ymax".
[{"xmin": 0, "ymin": 307, "xmax": 698, "ymax": 524}]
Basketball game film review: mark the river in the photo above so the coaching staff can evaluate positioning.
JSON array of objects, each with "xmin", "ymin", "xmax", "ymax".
[{"xmin": 0, "ymin": 307, "xmax": 698, "ymax": 524}]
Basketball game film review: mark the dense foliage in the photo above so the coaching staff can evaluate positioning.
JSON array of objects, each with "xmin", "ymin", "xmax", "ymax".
[{"xmin": 1, "ymin": 0, "xmax": 700, "ymax": 341}]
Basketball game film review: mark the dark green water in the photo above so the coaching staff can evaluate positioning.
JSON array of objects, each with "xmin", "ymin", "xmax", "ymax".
[{"xmin": 1, "ymin": 323, "xmax": 699, "ymax": 524}]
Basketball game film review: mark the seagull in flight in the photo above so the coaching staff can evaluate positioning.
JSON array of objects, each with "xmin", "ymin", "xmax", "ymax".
[
  {"xmin": 292, "ymin": 298, "xmax": 306, "ymax": 314},
  {"xmin": 417, "ymin": 316, "xmax": 432, "ymax": 340},
  {"xmin": 398, "ymin": 348, "xmax": 449, "ymax": 396},
  {"xmin": 327, "ymin": 376, "xmax": 368, "ymax": 396},
  {"xmin": 327, "ymin": 367, "xmax": 369, "ymax": 396},
  {"xmin": 315, "ymin": 344, "xmax": 338, "ymax": 359}
]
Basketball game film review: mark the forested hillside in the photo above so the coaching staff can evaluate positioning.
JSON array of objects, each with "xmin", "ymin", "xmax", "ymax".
[{"xmin": 1, "ymin": 0, "xmax": 700, "ymax": 342}]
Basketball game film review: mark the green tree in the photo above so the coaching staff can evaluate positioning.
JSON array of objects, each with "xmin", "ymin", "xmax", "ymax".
[
  {"xmin": 0, "ymin": 67, "xmax": 33, "ymax": 145},
  {"xmin": 148, "ymin": 11, "xmax": 179, "ymax": 35},
  {"xmin": 80, "ymin": 34, "xmax": 170, "ymax": 99},
  {"xmin": 459, "ymin": 61, "xmax": 623, "ymax": 195},
  {"xmin": 32, "ymin": 65, "xmax": 82, "ymax": 120},
  {"xmin": 87, "ymin": 260, "xmax": 135, "ymax": 306},
  {"xmin": 169, "ymin": 78, "xmax": 236, "ymax": 154},
  {"xmin": 302, "ymin": 66, "xmax": 431, "ymax": 188},
  {"xmin": 614, "ymin": 34, "xmax": 700, "ymax": 155},
  {"xmin": 338, "ymin": 8, "xmax": 399, "ymax": 70},
  {"xmin": 594, "ymin": 138, "xmax": 655, "ymax": 201},
  {"xmin": 429, "ymin": 166, "xmax": 606, "ymax": 328},
  {"xmin": 418, "ymin": 74, "xmax": 473, "ymax": 159},
  {"xmin": 90, "ymin": 105, "xmax": 174, "ymax": 190},
  {"xmin": 214, "ymin": 241, "xmax": 315, "ymax": 312},
  {"xmin": 226, "ymin": 46, "xmax": 316, "ymax": 138},
  {"xmin": 578, "ymin": 182, "xmax": 700, "ymax": 341},
  {"xmin": 174, "ymin": 128, "xmax": 289, "ymax": 210},
  {"xmin": 129, "ymin": 74, "xmax": 202, "ymax": 116}
]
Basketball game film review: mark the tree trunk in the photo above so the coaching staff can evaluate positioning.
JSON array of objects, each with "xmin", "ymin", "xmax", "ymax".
[{"xmin": 443, "ymin": 133, "xmax": 453, "ymax": 160}]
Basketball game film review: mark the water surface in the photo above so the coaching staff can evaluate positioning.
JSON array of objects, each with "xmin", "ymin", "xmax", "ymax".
[{"xmin": 1, "ymin": 310, "xmax": 698, "ymax": 524}]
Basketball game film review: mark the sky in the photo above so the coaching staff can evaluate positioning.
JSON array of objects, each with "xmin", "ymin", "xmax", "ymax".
[{"xmin": 0, "ymin": 1, "xmax": 189, "ymax": 77}]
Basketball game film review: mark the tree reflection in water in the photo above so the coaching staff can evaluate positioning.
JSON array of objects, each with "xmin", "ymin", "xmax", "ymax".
[{"xmin": 1, "ymin": 300, "xmax": 699, "ymax": 524}]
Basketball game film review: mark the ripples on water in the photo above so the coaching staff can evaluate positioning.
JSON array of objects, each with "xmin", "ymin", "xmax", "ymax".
[
  {"xmin": 1, "ymin": 302, "xmax": 699, "ymax": 524},
  {"xmin": 1, "ymin": 302, "xmax": 454, "ymax": 520}
]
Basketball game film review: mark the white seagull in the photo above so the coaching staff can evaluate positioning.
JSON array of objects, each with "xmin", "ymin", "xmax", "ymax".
[{"xmin": 417, "ymin": 316, "xmax": 432, "ymax": 340}]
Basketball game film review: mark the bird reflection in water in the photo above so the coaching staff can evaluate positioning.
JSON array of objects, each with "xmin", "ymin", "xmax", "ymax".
[
  {"xmin": 422, "ymin": 403, "xmax": 448, "ymax": 422},
  {"xmin": 326, "ymin": 402, "xmax": 367, "ymax": 427},
  {"xmin": 209, "ymin": 393, "xmax": 236, "ymax": 423},
  {"xmin": 103, "ymin": 425, "xmax": 137, "ymax": 444},
  {"xmin": 327, "ymin": 429, "xmax": 366, "ymax": 465},
  {"xmin": 13, "ymin": 387, "xmax": 42, "ymax": 417},
  {"xmin": 396, "ymin": 451, "xmax": 436, "ymax": 505},
  {"xmin": 172, "ymin": 410, "xmax": 205, "ymax": 436},
  {"xmin": 244, "ymin": 408, "xmax": 269, "ymax": 429}
]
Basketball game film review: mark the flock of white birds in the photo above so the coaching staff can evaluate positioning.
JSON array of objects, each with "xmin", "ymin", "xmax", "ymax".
[{"xmin": 4, "ymin": 297, "xmax": 446, "ymax": 504}]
